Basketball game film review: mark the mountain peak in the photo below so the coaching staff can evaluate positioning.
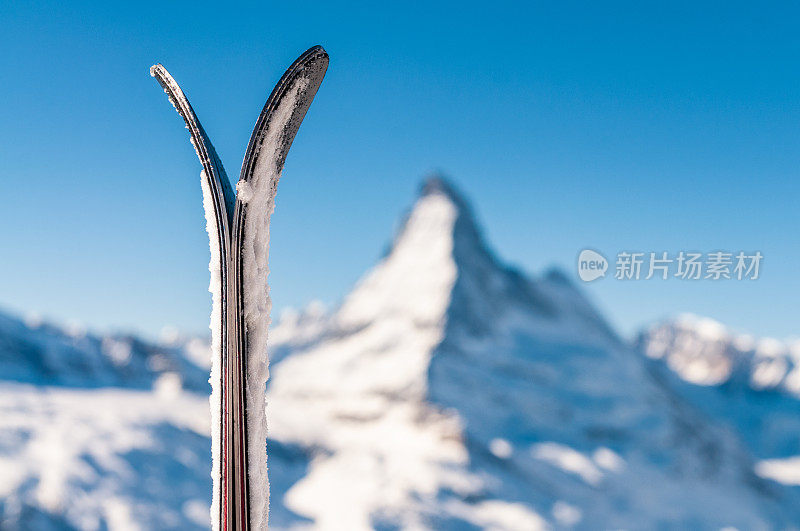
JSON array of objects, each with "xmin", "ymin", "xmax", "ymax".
[
  {"xmin": 335, "ymin": 180, "xmax": 461, "ymax": 330},
  {"xmin": 404, "ymin": 174, "xmax": 488, "ymax": 256},
  {"xmin": 333, "ymin": 176, "xmax": 613, "ymax": 344},
  {"xmin": 334, "ymin": 176, "xmax": 504, "ymax": 331},
  {"xmin": 419, "ymin": 173, "xmax": 464, "ymax": 202}
]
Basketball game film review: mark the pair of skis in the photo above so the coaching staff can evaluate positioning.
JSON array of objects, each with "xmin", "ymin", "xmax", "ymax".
[{"xmin": 151, "ymin": 46, "xmax": 328, "ymax": 531}]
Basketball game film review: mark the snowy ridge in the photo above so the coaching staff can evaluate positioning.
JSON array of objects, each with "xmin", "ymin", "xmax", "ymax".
[
  {"xmin": 0, "ymin": 310, "xmax": 209, "ymax": 392},
  {"xmin": 639, "ymin": 314, "xmax": 800, "ymax": 392}
]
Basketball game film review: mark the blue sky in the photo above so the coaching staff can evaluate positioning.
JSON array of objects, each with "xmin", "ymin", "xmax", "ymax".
[{"xmin": 1, "ymin": 1, "xmax": 798, "ymax": 340}]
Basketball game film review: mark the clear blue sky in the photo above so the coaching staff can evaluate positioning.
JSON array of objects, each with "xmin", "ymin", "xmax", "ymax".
[{"xmin": 1, "ymin": 1, "xmax": 798, "ymax": 341}]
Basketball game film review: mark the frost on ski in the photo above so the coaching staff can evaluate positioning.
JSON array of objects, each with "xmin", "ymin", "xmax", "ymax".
[
  {"xmin": 200, "ymin": 170, "xmax": 224, "ymax": 531},
  {"xmin": 236, "ymin": 74, "xmax": 311, "ymax": 530}
]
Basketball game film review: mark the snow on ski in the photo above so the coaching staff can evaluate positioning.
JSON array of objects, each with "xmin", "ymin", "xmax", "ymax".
[
  {"xmin": 151, "ymin": 46, "xmax": 328, "ymax": 531},
  {"xmin": 232, "ymin": 45, "xmax": 329, "ymax": 531}
]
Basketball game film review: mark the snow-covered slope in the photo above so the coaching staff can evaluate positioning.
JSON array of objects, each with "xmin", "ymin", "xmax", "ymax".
[
  {"xmin": 637, "ymin": 316, "xmax": 800, "ymax": 488},
  {"xmin": 0, "ymin": 383, "xmax": 211, "ymax": 529},
  {"xmin": 0, "ymin": 313, "xmax": 213, "ymax": 529},
  {"xmin": 1, "ymin": 177, "xmax": 798, "ymax": 529},
  {"xmin": 0, "ymin": 315, "xmax": 310, "ymax": 530}
]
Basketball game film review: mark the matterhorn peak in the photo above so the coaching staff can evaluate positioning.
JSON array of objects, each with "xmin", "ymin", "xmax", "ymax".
[
  {"xmin": 396, "ymin": 174, "xmax": 491, "ymax": 261},
  {"xmin": 332, "ymin": 176, "xmax": 613, "ymax": 345},
  {"xmin": 418, "ymin": 174, "xmax": 469, "ymax": 210},
  {"xmin": 335, "ymin": 176, "xmax": 500, "ymax": 331},
  {"xmin": 263, "ymin": 176, "xmax": 797, "ymax": 530}
]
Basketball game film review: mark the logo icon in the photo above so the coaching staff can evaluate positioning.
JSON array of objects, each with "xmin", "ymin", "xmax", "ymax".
[{"xmin": 578, "ymin": 249, "xmax": 608, "ymax": 282}]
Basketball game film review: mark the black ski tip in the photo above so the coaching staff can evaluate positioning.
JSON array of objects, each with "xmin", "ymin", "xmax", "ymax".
[
  {"xmin": 294, "ymin": 44, "xmax": 327, "ymax": 59},
  {"xmin": 150, "ymin": 63, "xmax": 171, "ymax": 83},
  {"xmin": 300, "ymin": 44, "xmax": 328, "ymax": 63},
  {"xmin": 287, "ymin": 45, "xmax": 329, "ymax": 85},
  {"xmin": 150, "ymin": 63, "xmax": 177, "ymax": 95}
]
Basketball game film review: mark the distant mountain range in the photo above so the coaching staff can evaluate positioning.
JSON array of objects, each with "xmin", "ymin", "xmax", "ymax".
[
  {"xmin": 637, "ymin": 315, "xmax": 800, "ymax": 488},
  {"xmin": 0, "ymin": 178, "xmax": 797, "ymax": 529},
  {"xmin": 0, "ymin": 311, "xmax": 209, "ymax": 392}
]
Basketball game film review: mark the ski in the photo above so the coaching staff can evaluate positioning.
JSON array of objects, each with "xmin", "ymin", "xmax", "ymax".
[
  {"xmin": 231, "ymin": 45, "xmax": 328, "ymax": 531},
  {"xmin": 149, "ymin": 63, "xmax": 235, "ymax": 531},
  {"xmin": 151, "ymin": 46, "xmax": 328, "ymax": 531}
]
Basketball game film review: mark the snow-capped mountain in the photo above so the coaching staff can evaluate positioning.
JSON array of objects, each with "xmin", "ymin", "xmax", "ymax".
[
  {"xmin": 264, "ymin": 177, "xmax": 797, "ymax": 528},
  {"xmin": 1, "ymin": 177, "xmax": 798, "ymax": 529},
  {"xmin": 637, "ymin": 316, "xmax": 800, "ymax": 488},
  {"xmin": 638, "ymin": 314, "xmax": 800, "ymax": 393}
]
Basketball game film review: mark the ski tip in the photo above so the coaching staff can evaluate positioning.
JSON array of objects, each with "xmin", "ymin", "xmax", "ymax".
[
  {"xmin": 150, "ymin": 63, "xmax": 173, "ymax": 85},
  {"xmin": 150, "ymin": 64, "xmax": 183, "ymax": 104},
  {"xmin": 150, "ymin": 63, "xmax": 169, "ymax": 80},
  {"xmin": 305, "ymin": 44, "xmax": 328, "ymax": 58},
  {"xmin": 283, "ymin": 45, "xmax": 329, "ymax": 95},
  {"xmin": 149, "ymin": 63, "xmax": 192, "ymax": 128},
  {"xmin": 299, "ymin": 45, "xmax": 329, "ymax": 71},
  {"xmin": 281, "ymin": 45, "xmax": 328, "ymax": 81}
]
